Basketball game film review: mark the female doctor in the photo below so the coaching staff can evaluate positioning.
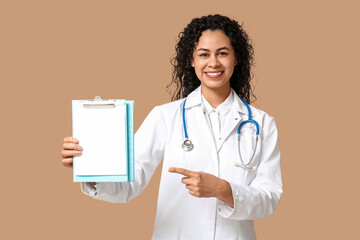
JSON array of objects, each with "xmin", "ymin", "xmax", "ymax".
[{"xmin": 61, "ymin": 14, "xmax": 282, "ymax": 240}]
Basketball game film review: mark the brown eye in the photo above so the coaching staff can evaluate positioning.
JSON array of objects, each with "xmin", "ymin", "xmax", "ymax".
[{"xmin": 218, "ymin": 52, "xmax": 229, "ymax": 56}]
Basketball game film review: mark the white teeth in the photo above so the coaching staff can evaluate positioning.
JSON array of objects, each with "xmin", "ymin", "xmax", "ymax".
[{"xmin": 206, "ymin": 72, "xmax": 222, "ymax": 76}]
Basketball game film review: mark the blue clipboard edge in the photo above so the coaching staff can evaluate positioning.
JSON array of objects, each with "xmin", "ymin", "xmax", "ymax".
[{"xmin": 72, "ymin": 100, "xmax": 134, "ymax": 182}]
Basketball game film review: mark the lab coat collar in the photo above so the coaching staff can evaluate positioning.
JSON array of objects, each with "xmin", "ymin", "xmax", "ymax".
[
  {"xmin": 184, "ymin": 86, "xmax": 202, "ymax": 109},
  {"xmin": 229, "ymin": 89, "xmax": 247, "ymax": 115},
  {"xmin": 201, "ymin": 90, "xmax": 233, "ymax": 118},
  {"xmin": 184, "ymin": 86, "xmax": 247, "ymax": 115}
]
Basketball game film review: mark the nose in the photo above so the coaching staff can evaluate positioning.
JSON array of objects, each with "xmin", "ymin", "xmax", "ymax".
[{"xmin": 208, "ymin": 54, "xmax": 220, "ymax": 68}]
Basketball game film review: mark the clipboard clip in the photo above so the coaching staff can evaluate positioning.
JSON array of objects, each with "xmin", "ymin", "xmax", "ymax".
[
  {"xmin": 93, "ymin": 96, "xmax": 104, "ymax": 101},
  {"xmin": 83, "ymin": 96, "xmax": 116, "ymax": 109}
]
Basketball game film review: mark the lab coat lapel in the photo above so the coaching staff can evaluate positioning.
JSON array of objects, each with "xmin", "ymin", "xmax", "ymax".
[
  {"xmin": 185, "ymin": 87, "xmax": 218, "ymax": 154},
  {"xmin": 217, "ymin": 93, "xmax": 246, "ymax": 152}
]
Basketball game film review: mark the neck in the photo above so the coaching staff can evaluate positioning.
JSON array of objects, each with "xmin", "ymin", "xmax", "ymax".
[{"xmin": 201, "ymin": 85, "xmax": 231, "ymax": 109}]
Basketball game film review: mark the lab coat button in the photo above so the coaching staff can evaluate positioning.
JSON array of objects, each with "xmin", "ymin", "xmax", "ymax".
[{"xmin": 218, "ymin": 208, "xmax": 221, "ymax": 212}]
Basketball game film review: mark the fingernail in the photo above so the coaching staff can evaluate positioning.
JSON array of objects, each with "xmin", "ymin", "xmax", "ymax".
[
  {"xmin": 76, "ymin": 151, "xmax": 81, "ymax": 155},
  {"xmin": 72, "ymin": 138, "xmax": 78, "ymax": 143},
  {"xmin": 76, "ymin": 145, "xmax": 82, "ymax": 150}
]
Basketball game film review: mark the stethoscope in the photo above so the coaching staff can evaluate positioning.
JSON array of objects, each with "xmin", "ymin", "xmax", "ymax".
[{"xmin": 181, "ymin": 95, "xmax": 260, "ymax": 170}]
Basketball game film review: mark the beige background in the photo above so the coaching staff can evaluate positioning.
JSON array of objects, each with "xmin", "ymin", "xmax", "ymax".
[{"xmin": 1, "ymin": 0, "xmax": 359, "ymax": 239}]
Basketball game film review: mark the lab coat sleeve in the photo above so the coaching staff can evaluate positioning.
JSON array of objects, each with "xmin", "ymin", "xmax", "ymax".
[
  {"xmin": 81, "ymin": 106, "xmax": 167, "ymax": 203},
  {"xmin": 217, "ymin": 116, "xmax": 283, "ymax": 220}
]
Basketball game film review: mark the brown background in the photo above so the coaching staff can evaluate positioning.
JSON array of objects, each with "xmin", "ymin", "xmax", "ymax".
[{"xmin": 1, "ymin": 0, "xmax": 359, "ymax": 239}]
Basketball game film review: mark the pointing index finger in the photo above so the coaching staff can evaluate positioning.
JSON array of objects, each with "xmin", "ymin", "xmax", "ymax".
[{"xmin": 168, "ymin": 167, "xmax": 195, "ymax": 177}]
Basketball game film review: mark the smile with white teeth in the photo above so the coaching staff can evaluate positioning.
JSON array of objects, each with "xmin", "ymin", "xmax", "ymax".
[{"xmin": 205, "ymin": 71, "xmax": 223, "ymax": 76}]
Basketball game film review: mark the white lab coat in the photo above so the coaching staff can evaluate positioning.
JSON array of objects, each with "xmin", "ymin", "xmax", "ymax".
[{"xmin": 82, "ymin": 86, "xmax": 283, "ymax": 240}]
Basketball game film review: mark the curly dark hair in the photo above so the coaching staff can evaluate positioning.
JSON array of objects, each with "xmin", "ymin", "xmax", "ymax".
[{"xmin": 168, "ymin": 14, "xmax": 256, "ymax": 103}]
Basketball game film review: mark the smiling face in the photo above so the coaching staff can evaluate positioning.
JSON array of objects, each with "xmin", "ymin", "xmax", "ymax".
[{"xmin": 191, "ymin": 29, "xmax": 237, "ymax": 94}]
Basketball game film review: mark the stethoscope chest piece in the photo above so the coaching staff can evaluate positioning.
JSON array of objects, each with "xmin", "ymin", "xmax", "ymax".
[{"xmin": 182, "ymin": 138, "xmax": 193, "ymax": 151}]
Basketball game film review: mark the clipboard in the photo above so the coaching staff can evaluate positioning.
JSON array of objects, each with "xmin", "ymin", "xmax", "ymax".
[{"xmin": 72, "ymin": 96, "xmax": 134, "ymax": 182}]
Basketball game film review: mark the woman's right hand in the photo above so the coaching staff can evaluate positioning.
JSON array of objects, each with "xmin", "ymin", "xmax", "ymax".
[{"xmin": 61, "ymin": 137, "xmax": 82, "ymax": 168}]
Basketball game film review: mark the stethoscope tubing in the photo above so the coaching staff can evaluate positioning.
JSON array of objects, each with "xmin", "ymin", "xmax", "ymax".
[
  {"xmin": 182, "ymin": 98, "xmax": 189, "ymax": 139},
  {"xmin": 181, "ymin": 94, "xmax": 260, "ymax": 170}
]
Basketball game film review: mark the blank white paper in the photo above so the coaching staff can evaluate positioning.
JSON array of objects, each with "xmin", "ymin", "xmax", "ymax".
[{"xmin": 72, "ymin": 100, "xmax": 127, "ymax": 176}]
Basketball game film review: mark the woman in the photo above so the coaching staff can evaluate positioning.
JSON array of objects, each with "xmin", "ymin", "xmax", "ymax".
[{"xmin": 61, "ymin": 14, "xmax": 282, "ymax": 240}]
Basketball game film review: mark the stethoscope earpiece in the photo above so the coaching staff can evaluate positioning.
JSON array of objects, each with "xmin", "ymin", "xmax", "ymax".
[{"xmin": 233, "ymin": 161, "xmax": 258, "ymax": 170}]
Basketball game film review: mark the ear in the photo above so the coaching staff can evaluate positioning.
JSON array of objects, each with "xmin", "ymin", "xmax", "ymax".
[{"xmin": 191, "ymin": 58, "xmax": 194, "ymax": 67}]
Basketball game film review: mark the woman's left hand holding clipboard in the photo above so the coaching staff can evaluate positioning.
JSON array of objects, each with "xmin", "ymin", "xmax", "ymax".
[{"xmin": 168, "ymin": 167, "xmax": 234, "ymax": 208}]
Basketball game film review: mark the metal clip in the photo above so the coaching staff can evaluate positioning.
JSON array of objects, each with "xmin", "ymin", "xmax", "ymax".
[{"xmin": 83, "ymin": 96, "xmax": 115, "ymax": 109}]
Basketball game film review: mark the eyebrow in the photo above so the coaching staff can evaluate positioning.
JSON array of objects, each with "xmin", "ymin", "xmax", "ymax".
[{"xmin": 197, "ymin": 47, "xmax": 230, "ymax": 52}]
